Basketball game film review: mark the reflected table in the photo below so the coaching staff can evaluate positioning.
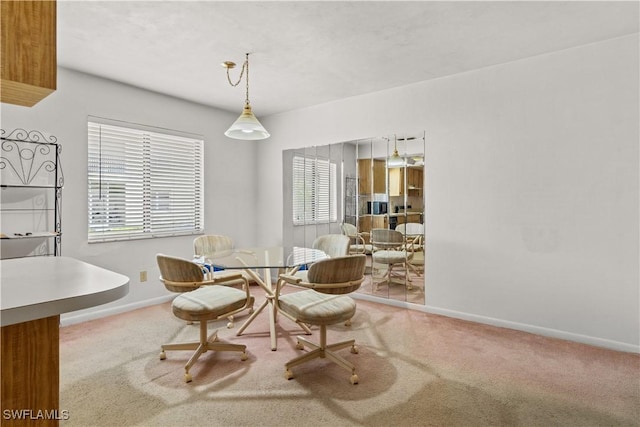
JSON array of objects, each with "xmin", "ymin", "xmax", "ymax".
[{"xmin": 208, "ymin": 246, "xmax": 328, "ymax": 350}]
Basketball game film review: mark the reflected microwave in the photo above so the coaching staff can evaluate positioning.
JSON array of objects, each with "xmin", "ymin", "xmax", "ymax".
[{"xmin": 367, "ymin": 201, "xmax": 388, "ymax": 215}]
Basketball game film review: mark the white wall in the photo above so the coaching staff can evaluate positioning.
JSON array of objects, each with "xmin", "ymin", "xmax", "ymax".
[
  {"xmin": 2, "ymin": 35, "xmax": 637, "ymax": 352},
  {"xmin": 258, "ymin": 35, "xmax": 640, "ymax": 352},
  {"xmin": 1, "ymin": 68, "xmax": 259, "ymax": 323}
]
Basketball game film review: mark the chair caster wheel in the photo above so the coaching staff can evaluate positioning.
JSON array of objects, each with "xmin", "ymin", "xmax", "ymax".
[
  {"xmin": 159, "ymin": 351, "xmax": 166, "ymax": 360},
  {"xmin": 227, "ymin": 321, "xmax": 234, "ymax": 329},
  {"xmin": 285, "ymin": 369, "xmax": 294, "ymax": 380},
  {"xmin": 350, "ymin": 345, "xmax": 359, "ymax": 354},
  {"xmin": 240, "ymin": 351, "xmax": 248, "ymax": 361},
  {"xmin": 295, "ymin": 341, "xmax": 304, "ymax": 350},
  {"xmin": 184, "ymin": 372, "xmax": 192, "ymax": 383},
  {"xmin": 344, "ymin": 319, "xmax": 352, "ymax": 326},
  {"xmin": 350, "ymin": 374, "xmax": 359, "ymax": 385}
]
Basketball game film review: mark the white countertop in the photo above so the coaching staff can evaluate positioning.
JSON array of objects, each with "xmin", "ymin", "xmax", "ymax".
[
  {"xmin": 0, "ymin": 256, "xmax": 130, "ymax": 326},
  {"xmin": 389, "ymin": 211, "xmax": 423, "ymax": 217},
  {"xmin": 360, "ymin": 212, "xmax": 423, "ymax": 217}
]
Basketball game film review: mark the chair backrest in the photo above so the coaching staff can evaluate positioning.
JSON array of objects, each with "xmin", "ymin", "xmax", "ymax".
[
  {"xmin": 396, "ymin": 222, "xmax": 424, "ymax": 236},
  {"xmin": 341, "ymin": 222, "xmax": 358, "ymax": 237},
  {"xmin": 306, "ymin": 254, "xmax": 366, "ymax": 294},
  {"xmin": 194, "ymin": 235, "xmax": 234, "ymax": 257},
  {"xmin": 157, "ymin": 254, "xmax": 204, "ymax": 292},
  {"xmin": 312, "ymin": 234, "xmax": 350, "ymax": 258},
  {"xmin": 371, "ymin": 228, "xmax": 405, "ymax": 246}
]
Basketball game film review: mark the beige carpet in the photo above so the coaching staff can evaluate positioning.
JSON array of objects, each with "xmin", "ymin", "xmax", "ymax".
[{"xmin": 59, "ymin": 291, "xmax": 639, "ymax": 427}]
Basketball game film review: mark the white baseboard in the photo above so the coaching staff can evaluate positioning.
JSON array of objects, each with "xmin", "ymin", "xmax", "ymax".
[
  {"xmin": 60, "ymin": 294, "xmax": 174, "ymax": 327},
  {"xmin": 423, "ymin": 305, "xmax": 640, "ymax": 354},
  {"xmin": 63, "ymin": 292, "xmax": 639, "ymax": 354},
  {"xmin": 352, "ymin": 294, "xmax": 640, "ymax": 354}
]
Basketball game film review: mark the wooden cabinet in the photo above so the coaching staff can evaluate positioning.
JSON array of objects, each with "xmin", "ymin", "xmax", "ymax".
[
  {"xmin": 1, "ymin": 0, "xmax": 57, "ymax": 107},
  {"xmin": 407, "ymin": 167, "xmax": 423, "ymax": 195},
  {"xmin": 358, "ymin": 215, "xmax": 387, "ymax": 240},
  {"xmin": 358, "ymin": 159, "xmax": 386, "ymax": 194},
  {"xmin": 407, "ymin": 168, "xmax": 419, "ymax": 188},
  {"xmin": 395, "ymin": 213, "xmax": 421, "ymax": 225},
  {"xmin": 357, "ymin": 159, "xmax": 370, "ymax": 194},
  {"xmin": 388, "ymin": 168, "xmax": 404, "ymax": 196},
  {"xmin": 390, "ymin": 167, "xmax": 423, "ymax": 197}
]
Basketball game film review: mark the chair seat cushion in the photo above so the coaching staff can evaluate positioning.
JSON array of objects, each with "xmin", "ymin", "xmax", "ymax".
[
  {"xmin": 278, "ymin": 289, "xmax": 356, "ymax": 325},
  {"xmin": 172, "ymin": 285, "xmax": 248, "ymax": 322},
  {"xmin": 372, "ymin": 250, "xmax": 408, "ymax": 264},
  {"xmin": 409, "ymin": 252, "xmax": 425, "ymax": 266},
  {"xmin": 350, "ymin": 244, "xmax": 373, "ymax": 254},
  {"xmin": 214, "ymin": 269, "xmax": 259, "ymax": 285},
  {"xmin": 211, "ymin": 271, "xmax": 247, "ymax": 286}
]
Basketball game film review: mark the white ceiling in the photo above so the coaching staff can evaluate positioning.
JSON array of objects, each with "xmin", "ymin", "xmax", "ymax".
[{"xmin": 57, "ymin": 1, "xmax": 639, "ymax": 117}]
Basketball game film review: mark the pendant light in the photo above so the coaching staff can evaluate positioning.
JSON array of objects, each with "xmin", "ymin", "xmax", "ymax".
[
  {"xmin": 387, "ymin": 136, "xmax": 405, "ymax": 168},
  {"xmin": 222, "ymin": 53, "xmax": 270, "ymax": 140}
]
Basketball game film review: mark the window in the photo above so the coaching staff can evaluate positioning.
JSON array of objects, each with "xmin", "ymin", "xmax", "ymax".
[
  {"xmin": 88, "ymin": 119, "xmax": 203, "ymax": 242},
  {"xmin": 292, "ymin": 155, "xmax": 337, "ymax": 225}
]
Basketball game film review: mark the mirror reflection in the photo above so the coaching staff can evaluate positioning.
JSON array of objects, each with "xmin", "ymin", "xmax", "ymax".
[{"xmin": 283, "ymin": 132, "xmax": 425, "ymax": 305}]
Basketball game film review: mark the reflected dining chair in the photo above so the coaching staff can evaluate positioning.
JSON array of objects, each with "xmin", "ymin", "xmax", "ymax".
[
  {"xmin": 194, "ymin": 234, "xmax": 258, "ymax": 288},
  {"xmin": 340, "ymin": 222, "xmax": 373, "ymax": 255},
  {"xmin": 370, "ymin": 228, "xmax": 413, "ymax": 290},
  {"xmin": 276, "ymin": 254, "xmax": 367, "ymax": 384},
  {"xmin": 311, "ymin": 233, "xmax": 351, "ymax": 258},
  {"xmin": 395, "ymin": 222, "xmax": 424, "ymax": 276},
  {"xmin": 156, "ymin": 254, "xmax": 254, "ymax": 383},
  {"xmin": 293, "ymin": 234, "xmax": 350, "ymax": 282}
]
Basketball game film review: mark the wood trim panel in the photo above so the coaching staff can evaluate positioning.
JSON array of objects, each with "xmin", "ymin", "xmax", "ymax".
[
  {"xmin": 1, "ymin": 0, "xmax": 57, "ymax": 107},
  {"xmin": 1, "ymin": 315, "xmax": 59, "ymax": 426}
]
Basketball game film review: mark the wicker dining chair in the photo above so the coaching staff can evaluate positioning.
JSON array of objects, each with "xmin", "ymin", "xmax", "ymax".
[
  {"xmin": 293, "ymin": 234, "xmax": 351, "ymax": 281},
  {"xmin": 341, "ymin": 222, "xmax": 373, "ymax": 255},
  {"xmin": 193, "ymin": 234, "xmax": 258, "ymax": 288},
  {"xmin": 370, "ymin": 228, "xmax": 413, "ymax": 290},
  {"xmin": 395, "ymin": 223, "xmax": 424, "ymax": 276},
  {"xmin": 276, "ymin": 254, "xmax": 366, "ymax": 384},
  {"xmin": 156, "ymin": 254, "xmax": 254, "ymax": 383}
]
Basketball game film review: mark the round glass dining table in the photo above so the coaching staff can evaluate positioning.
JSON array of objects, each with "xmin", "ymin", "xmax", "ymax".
[{"xmin": 205, "ymin": 246, "xmax": 328, "ymax": 350}]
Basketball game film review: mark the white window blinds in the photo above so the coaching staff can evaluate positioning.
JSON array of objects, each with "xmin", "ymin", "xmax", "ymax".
[
  {"xmin": 292, "ymin": 155, "xmax": 337, "ymax": 225},
  {"xmin": 88, "ymin": 120, "xmax": 204, "ymax": 242}
]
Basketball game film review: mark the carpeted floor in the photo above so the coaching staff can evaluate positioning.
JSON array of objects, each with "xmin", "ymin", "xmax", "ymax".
[
  {"xmin": 356, "ymin": 256, "xmax": 425, "ymax": 304},
  {"xmin": 59, "ymin": 290, "xmax": 639, "ymax": 427}
]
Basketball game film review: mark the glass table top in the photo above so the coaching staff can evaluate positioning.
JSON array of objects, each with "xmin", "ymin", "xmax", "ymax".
[{"xmin": 204, "ymin": 246, "xmax": 328, "ymax": 270}]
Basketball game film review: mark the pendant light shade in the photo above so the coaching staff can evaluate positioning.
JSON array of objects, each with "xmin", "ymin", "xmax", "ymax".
[
  {"xmin": 387, "ymin": 136, "xmax": 405, "ymax": 168},
  {"xmin": 224, "ymin": 104, "xmax": 270, "ymax": 140},
  {"xmin": 387, "ymin": 147, "xmax": 405, "ymax": 167},
  {"xmin": 222, "ymin": 53, "xmax": 270, "ymax": 141}
]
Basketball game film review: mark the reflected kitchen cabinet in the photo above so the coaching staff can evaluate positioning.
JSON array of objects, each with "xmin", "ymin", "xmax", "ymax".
[
  {"xmin": 390, "ymin": 167, "xmax": 423, "ymax": 197},
  {"xmin": 407, "ymin": 167, "xmax": 423, "ymax": 196},
  {"xmin": 388, "ymin": 168, "xmax": 404, "ymax": 196},
  {"xmin": 358, "ymin": 214, "xmax": 387, "ymax": 239},
  {"xmin": 396, "ymin": 212, "xmax": 422, "ymax": 226},
  {"xmin": 358, "ymin": 158, "xmax": 386, "ymax": 194}
]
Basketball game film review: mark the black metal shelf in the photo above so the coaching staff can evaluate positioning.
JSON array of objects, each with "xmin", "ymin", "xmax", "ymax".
[
  {"xmin": 2, "ymin": 184, "xmax": 61, "ymax": 189},
  {"xmin": 1, "ymin": 129, "xmax": 63, "ymax": 258},
  {"xmin": 1, "ymin": 232, "xmax": 59, "ymax": 239}
]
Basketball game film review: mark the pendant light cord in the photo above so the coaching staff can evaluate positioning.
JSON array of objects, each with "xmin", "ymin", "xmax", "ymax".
[{"xmin": 225, "ymin": 53, "xmax": 251, "ymax": 106}]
